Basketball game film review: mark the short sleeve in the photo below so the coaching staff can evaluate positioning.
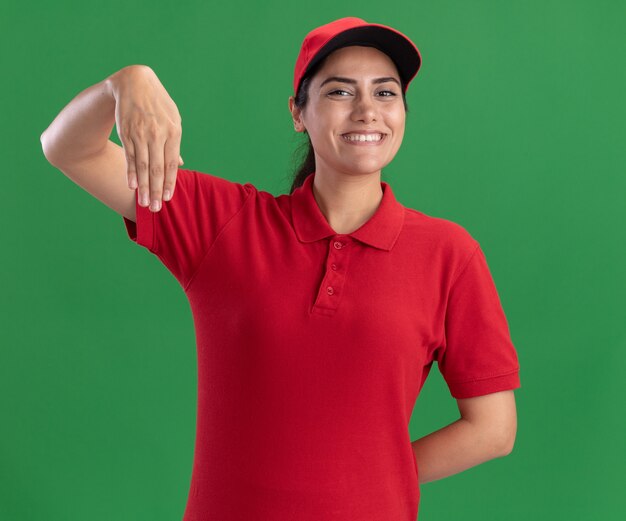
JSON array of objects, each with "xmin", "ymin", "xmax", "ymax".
[
  {"xmin": 123, "ymin": 168, "xmax": 252, "ymax": 290},
  {"xmin": 436, "ymin": 243, "xmax": 521, "ymax": 399}
]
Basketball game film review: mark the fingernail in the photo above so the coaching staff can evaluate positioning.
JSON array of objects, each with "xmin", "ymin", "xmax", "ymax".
[
  {"xmin": 163, "ymin": 189, "xmax": 171, "ymax": 201},
  {"xmin": 150, "ymin": 200, "xmax": 161, "ymax": 212},
  {"xmin": 141, "ymin": 193, "xmax": 149, "ymax": 206}
]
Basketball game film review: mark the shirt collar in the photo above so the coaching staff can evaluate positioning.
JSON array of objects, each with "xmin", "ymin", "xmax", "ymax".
[{"xmin": 290, "ymin": 172, "xmax": 405, "ymax": 251}]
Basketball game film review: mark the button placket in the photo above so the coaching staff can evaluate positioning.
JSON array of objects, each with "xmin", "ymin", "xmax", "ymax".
[{"xmin": 311, "ymin": 236, "xmax": 352, "ymax": 315}]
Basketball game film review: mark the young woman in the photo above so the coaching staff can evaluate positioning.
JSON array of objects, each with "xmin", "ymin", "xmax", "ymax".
[{"xmin": 41, "ymin": 16, "xmax": 521, "ymax": 521}]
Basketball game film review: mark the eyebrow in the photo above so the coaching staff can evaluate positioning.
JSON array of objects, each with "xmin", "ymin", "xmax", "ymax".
[{"xmin": 319, "ymin": 76, "xmax": 401, "ymax": 88}]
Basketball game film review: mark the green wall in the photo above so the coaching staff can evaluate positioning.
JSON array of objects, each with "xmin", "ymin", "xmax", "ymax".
[{"xmin": 2, "ymin": 0, "xmax": 624, "ymax": 519}]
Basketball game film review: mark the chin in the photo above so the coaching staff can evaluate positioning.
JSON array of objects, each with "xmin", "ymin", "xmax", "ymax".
[{"xmin": 344, "ymin": 160, "xmax": 389, "ymax": 176}]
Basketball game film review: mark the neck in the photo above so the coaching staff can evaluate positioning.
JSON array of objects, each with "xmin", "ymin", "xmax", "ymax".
[{"xmin": 311, "ymin": 169, "xmax": 384, "ymax": 235}]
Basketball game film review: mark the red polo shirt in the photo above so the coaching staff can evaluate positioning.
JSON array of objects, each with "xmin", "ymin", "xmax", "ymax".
[{"xmin": 123, "ymin": 169, "xmax": 521, "ymax": 521}]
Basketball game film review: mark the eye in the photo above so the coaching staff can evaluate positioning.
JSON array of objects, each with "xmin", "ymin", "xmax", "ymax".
[
  {"xmin": 377, "ymin": 90, "xmax": 397, "ymax": 97},
  {"xmin": 328, "ymin": 89, "xmax": 351, "ymax": 96}
]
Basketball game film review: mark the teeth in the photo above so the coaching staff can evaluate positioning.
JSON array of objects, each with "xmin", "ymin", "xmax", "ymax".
[{"xmin": 343, "ymin": 133, "xmax": 383, "ymax": 142}]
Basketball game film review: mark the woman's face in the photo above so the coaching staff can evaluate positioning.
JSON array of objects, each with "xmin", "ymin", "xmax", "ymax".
[{"xmin": 290, "ymin": 45, "xmax": 406, "ymax": 179}]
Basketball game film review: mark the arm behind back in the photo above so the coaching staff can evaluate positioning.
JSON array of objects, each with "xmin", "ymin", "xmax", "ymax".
[{"xmin": 44, "ymin": 138, "xmax": 136, "ymax": 223}]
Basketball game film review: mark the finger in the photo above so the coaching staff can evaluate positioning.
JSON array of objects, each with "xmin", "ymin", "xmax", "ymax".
[
  {"xmin": 164, "ymin": 137, "xmax": 181, "ymax": 202},
  {"xmin": 131, "ymin": 135, "xmax": 151, "ymax": 207},
  {"xmin": 147, "ymin": 137, "xmax": 165, "ymax": 212},
  {"xmin": 119, "ymin": 128, "xmax": 138, "ymax": 190}
]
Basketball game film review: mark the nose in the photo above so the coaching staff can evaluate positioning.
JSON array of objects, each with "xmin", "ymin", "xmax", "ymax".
[{"xmin": 350, "ymin": 93, "xmax": 377, "ymax": 124}]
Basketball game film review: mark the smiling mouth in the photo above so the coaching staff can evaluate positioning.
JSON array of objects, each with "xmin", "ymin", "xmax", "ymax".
[{"xmin": 341, "ymin": 133, "xmax": 386, "ymax": 144}]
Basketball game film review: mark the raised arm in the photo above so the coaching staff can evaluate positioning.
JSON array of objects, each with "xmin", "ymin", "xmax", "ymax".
[{"xmin": 40, "ymin": 64, "xmax": 184, "ymax": 221}]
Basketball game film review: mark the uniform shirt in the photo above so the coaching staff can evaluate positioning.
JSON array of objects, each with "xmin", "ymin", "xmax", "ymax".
[{"xmin": 123, "ymin": 169, "xmax": 521, "ymax": 521}]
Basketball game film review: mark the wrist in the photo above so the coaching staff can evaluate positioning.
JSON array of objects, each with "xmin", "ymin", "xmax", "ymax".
[{"xmin": 106, "ymin": 64, "xmax": 154, "ymax": 100}]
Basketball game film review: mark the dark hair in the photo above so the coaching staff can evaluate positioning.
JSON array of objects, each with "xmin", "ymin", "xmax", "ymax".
[{"xmin": 289, "ymin": 52, "xmax": 409, "ymax": 194}]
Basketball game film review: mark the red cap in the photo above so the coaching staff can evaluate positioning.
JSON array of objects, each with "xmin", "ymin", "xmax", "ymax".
[{"xmin": 293, "ymin": 17, "xmax": 422, "ymax": 96}]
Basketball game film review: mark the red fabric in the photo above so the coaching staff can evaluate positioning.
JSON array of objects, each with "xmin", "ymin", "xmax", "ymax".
[
  {"xmin": 293, "ymin": 16, "xmax": 422, "ymax": 95},
  {"xmin": 123, "ymin": 169, "xmax": 521, "ymax": 520}
]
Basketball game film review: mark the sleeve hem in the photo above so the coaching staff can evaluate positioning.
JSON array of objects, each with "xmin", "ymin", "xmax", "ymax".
[
  {"xmin": 448, "ymin": 370, "xmax": 521, "ymax": 399},
  {"xmin": 122, "ymin": 190, "xmax": 156, "ymax": 252}
]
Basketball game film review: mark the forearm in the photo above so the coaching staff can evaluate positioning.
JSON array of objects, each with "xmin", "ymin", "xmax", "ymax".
[
  {"xmin": 40, "ymin": 65, "xmax": 141, "ymax": 165},
  {"xmin": 411, "ymin": 417, "xmax": 507, "ymax": 484}
]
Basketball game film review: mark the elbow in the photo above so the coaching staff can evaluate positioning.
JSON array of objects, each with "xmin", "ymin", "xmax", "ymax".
[
  {"xmin": 40, "ymin": 130, "xmax": 52, "ymax": 161},
  {"xmin": 497, "ymin": 428, "xmax": 517, "ymax": 457},
  {"xmin": 40, "ymin": 125, "xmax": 51, "ymax": 147},
  {"xmin": 40, "ymin": 130, "xmax": 59, "ymax": 166}
]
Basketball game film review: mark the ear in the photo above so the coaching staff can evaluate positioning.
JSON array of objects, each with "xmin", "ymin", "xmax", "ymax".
[{"xmin": 288, "ymin": 96, "xmax": 306, "ymax": 133}]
